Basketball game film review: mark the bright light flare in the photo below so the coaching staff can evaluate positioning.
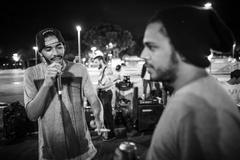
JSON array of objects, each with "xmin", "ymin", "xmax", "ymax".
[
  {"xmin": 32, "ymin": 46, "xmax": 38, "ymax": 51},
  {"xmin": 76, "ymin": 25, "xmax": 82, "ymax": 32},
  {"xmin": 12, "ymin": 53, "xmax": 20, "ymax": 62},
  {"xmin": 204, "ymin": 2, "xmax": 212, "ymax": 9},
  {"xmin": 91, "ymin": 46, "xmax": 97, "ymax": 52}
]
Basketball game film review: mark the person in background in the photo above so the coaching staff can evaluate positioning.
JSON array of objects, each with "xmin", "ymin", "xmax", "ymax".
[
  {"xmin": 221, "ymin": 69, "xmax": 240, "ymax": 106},
  {"xmin": 94, "ymin": 53, "xmax": 116, "ymax": 141},
  {"xmin": 112, "ymin": 64, "xmax": 124, "ymax": 109},
  {"xmin": 141, "ymin": 62, "xmax": 153, "ymax": 99},
  {"xmin": 24, "ymin": 28, "xmax": 104, "ymax": 160},
  {"xmin": 115, "ymin": 64, "xmax": 124, "ymax": 82},
  {"xmin": 140, "ymin": 5, "xmax": 240, "ymax": 160}
]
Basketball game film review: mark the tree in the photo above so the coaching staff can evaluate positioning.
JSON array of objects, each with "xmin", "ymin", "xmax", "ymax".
[
  {"xmin": 17, "ymin": 48, "xmax": 37, "ymax": 68},
  {"xmin": 19, "ymin": 48, "xmax": 35, "ymax": 62},
  {"xmin": 133, "ymin": 36, "xmax": 144, "ymax": 56},
  {"xmin": 82, "ymin": 23, "xmax": 135, "ymax": 58},
  {"xmin": 65, "ymin": 40, "xmax": 89, "ymax": 59}
]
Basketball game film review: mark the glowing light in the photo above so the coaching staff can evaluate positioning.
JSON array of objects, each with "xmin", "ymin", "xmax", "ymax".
[
  {"xmin": 13, "ymin": 82, "xmax": 21, "ymax": 85},
  {"xmin": 76, "ymin": 25, "xmax": 82, "ymax": 63},
  {"xmin": 204, "ymin": 2, "xmax": 212, "ymax": 9},
  {"xmin": 76, "ymin": 25, "xmax": 81, "ymax": 32},
  {"xmin": 32, "ymin": 46, "xmax": 38, "ymax": 51},
  {"xmin": 12, "ymin": 53, "xmax": 20, "ymax": 62},
  {"xmin": 91, "ymin": 46, "xmax": 97, "ymax": 52}
]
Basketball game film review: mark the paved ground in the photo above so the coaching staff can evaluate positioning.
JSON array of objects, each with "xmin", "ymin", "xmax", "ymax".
[{"xmin": 0, "ymin": 131, "xmax": 152, "ymax": 160}]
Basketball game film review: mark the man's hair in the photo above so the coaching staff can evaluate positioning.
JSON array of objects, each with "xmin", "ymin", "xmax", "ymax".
[{"xmin": 36, "ymin": 28, "xmax": 65, "ymax": 52}]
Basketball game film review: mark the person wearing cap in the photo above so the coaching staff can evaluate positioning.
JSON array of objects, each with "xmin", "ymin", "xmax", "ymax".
[
  {"xmin": 23, "ymin": 28, "xmax": 104, "ymax": 160},
  {"xmin": 221, "ymin": 69, "xmax": 240, "ymax": 106},
  {"xmin": 140, "ymin": 5, "xmax": 240, "ymax": 160},
  {"xmin": 93, "ymin": 53, "xmax": 117, "ymax": 141}
]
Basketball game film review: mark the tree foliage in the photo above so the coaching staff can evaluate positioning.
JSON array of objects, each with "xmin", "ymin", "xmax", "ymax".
[{"xmin": 83, "ymin": 23, "xmax": 135, "ymax": 56}]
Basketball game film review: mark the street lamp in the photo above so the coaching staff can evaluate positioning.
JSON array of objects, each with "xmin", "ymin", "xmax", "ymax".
[
  {"xmin": 204, "ymin": 2, "xmax": 212, "ymax": 9},
  {"xmin": 33, "ymin": 46, "xmax": 38, "ymax": 65},
  {"xmin": 76, "ymin": 25, "xmax": 82, "ymax": 63}
]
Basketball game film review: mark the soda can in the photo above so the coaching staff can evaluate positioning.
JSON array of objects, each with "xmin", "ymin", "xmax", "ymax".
[{"xmin": 113, "ymin": 141, "xmax": 138, "ymax": 160}]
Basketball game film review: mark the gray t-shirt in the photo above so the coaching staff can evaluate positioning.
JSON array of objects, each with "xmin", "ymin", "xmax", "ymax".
[
  {"xmin": 147, "ymin": 76, "xmax": 240, "ymax": 160},
  {"xmin": 24, "ymin": 61, "xmax": 97, "ymax": 160}
]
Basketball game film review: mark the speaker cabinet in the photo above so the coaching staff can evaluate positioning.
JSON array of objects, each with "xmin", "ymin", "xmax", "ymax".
[{"xmin": 137, "ymin": 103, "xmax": 164, "ymax": 132}]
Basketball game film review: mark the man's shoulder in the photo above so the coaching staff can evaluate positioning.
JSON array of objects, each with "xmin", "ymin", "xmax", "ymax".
[
  {"xmin": 68, "ymin": 61, "xmax": 87, "ymax": 71},
  {"xmin": 220, "ymin": 81, "xmax": 240, "ymax": 89},
  {"xmin": 24, "ymin": 63, "xmax": 44, "ymax": 75},
  {"xmin": 66, "ymin": 61, "xmax": 89, "ymax": 78}
]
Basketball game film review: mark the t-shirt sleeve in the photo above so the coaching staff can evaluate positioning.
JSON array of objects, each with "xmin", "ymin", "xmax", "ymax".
[{"xmin": 23, "ymin": 68, "xmax": 38, "ymax": 107}]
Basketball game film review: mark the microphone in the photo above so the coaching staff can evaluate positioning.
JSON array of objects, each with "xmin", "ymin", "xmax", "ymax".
[
  {"xmin": 54, "ymin": 61, "xmax": 63, "ymax": 96},
  {"xmin": 57, "ymin": 73, "xmax": 62, "ymax": 95}
]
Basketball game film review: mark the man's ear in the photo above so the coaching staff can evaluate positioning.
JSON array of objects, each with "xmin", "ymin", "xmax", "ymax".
[
  {"xmin": 63, "ymin": 44, "xmax": 66, "ymax": 54},
  {"xmin": 38, "ymin": 52, "xmax": 47, "ymax": 64},
  {"xmin": 38, "ymin": 52, "xmax": 42, "ymax": 57},
  {"xmin": 38, "ymin": 52, "xmax": 43, "ymax": 59}
]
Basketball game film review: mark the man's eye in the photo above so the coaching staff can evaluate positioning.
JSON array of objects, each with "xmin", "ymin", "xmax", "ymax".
[
  {"xmin": 45, "ymin": 48, "xmax": 52, "ymax": 52},
  {"xmin": 56, "ymin": 45, "xmax": 64, "ymax": 49},
  {"xmin": 145, "ymin": 43, "xmax": 155, "ymax": 51},
  {"xmin": 148, "ymin": 45, "xmax": 154, "ymax": 50}
]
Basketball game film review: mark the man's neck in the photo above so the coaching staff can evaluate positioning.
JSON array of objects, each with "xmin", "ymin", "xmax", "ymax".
[{"xmin": 172, "ymin": 63, "xmax": 208, "ymax": 92}]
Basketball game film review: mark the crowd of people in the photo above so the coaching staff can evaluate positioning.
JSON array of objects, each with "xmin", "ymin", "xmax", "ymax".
[{"xmin": 22, "ymin": 4, "xmax": 240, "ymax": 160}]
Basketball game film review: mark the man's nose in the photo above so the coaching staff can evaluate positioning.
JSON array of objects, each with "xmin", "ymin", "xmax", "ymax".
[
  {"xmin": 52, "ymin": 47, "xmax": 58, "ymax": 56},
  {"xmin": 140, "ymin": 48, "xmax": 150, "ymax": 60}
]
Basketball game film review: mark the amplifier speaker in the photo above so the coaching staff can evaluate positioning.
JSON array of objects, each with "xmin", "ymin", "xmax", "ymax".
[{"xmin": 137, "ymin": 103, "xmax": 164, "ymax": 132}]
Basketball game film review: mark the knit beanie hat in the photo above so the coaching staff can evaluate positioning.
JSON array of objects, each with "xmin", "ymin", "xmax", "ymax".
[
  {"xmin": 148, "ymin": 5, "xmax": 235, "ymax": 68},
  {"xmin": 36, "ymin": 28, "xmax": 65, "ymax": 52}
]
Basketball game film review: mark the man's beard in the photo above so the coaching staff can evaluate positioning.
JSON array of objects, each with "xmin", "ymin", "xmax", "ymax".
[
  {"xmin": 50, "ymin": 55, "xmax": 63, "ymax": 64},
  {"xmin": 41, "ymin": 54, "xmax": 63, "ymax": 65},
  {"xmin": 151, "ymin": 50, "xmax": 179, "ymax": 85}
]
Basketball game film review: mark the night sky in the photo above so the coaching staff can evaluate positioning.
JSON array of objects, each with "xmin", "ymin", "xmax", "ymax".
[{"xmin": 0, "ymin": 0, "xmax": 239, "ymax": 55}]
